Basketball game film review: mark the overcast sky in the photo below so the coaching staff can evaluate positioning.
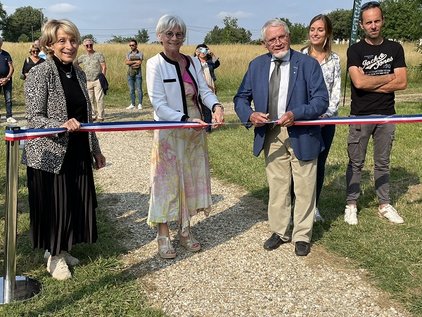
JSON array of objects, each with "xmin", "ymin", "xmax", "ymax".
[{"xmin": 3, "ymin": 0, "xmax": 359, "ymax": 44}]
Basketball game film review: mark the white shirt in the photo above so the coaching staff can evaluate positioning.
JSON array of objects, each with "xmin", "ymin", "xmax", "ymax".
[{"xmin": 269, "ymin": 54, "xmax": 290, "ymax": 117}]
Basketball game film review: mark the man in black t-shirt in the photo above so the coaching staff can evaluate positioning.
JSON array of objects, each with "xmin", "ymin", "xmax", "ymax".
[
  {"xmin": 344, "ymin": 1, "xmax": 407, "ymax": 225},
  {"xmin": 0, "ymin": 37, "xmax": 16, "ymax": 123}
]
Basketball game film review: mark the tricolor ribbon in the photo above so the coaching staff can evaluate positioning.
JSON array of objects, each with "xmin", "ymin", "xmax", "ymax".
[
  {"xmin": 5, "ymin": 115, "xmax": 422, "ymax": 142},
  {"xmin": 4, "ymin": 121, "xmax": 204, "ymax": 141}
]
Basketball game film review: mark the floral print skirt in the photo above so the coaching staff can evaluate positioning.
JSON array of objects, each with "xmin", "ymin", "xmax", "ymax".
[{"xmin": 147, "ymin": 104, "xmax": 212, "ymax": 232}]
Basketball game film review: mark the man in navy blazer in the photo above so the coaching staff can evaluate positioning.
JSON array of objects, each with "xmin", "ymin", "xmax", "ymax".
[{"xmin": 234, "ymin": 18, "xmax": 328, "ymax": 256}]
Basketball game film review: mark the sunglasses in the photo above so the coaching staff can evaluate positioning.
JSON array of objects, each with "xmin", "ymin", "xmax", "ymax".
[
  {"xmin": 361, "ymin": 1, "xmax": 380, "ymax": 11},
  {"xmin": 31, "ymin": 50, "xmax": 40, "ymax": 53},
  {"xmin": 85, "ymin": 44, "xmax": 93, "ymax": 48}
]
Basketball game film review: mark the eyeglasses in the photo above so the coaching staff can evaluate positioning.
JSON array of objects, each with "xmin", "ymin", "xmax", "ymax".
[
  {"xmin": 361, "ymin": 1, "xmax": 380, "ymax": 11},
  {"xmin": 266, "ymin": 34, "xmax": 289, "ymax": 46},
  {"xmin": 85, "ymin": 44, "xmax": 93, "ymax": 48},
  {"xmin": 164, "ymin": 31, "xmax": 184, "ymax": 39},
  {"xmin": 31, "ymin": 50, "xmax": 40, "ymax": 53}
]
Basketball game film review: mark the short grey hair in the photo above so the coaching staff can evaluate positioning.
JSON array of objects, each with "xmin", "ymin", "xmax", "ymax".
[
  {"xmin": 260, "ymin": 18, "xmax": 290, "ymax": 42},
  {"xmin": 155, "ymin": 14, "xmax": 186, "ymax": 37}
]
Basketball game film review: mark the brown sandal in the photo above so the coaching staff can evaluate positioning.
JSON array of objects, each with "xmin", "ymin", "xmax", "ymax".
[
  {"xmin": 178, "ymin": 231, "xmax": 201, "ymax": 252},
  {"xmin": 157, "ymin": 235, "xmax": 176, "ymax": 259}
]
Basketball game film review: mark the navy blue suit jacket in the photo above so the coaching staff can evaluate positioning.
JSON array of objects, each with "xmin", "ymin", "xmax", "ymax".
[{"xmin": 234, "ymin": 49, "xmax": 329, "ymax": 160}]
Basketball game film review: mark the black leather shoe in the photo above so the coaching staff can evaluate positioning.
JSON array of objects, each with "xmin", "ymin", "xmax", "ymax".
[
  {"xmin": 264, "ymin": 233, "xmax": 286, "ymax": 250},
  {"xmin": 295, "ymin": 241, "xmax": 311, "ymax": 256}
]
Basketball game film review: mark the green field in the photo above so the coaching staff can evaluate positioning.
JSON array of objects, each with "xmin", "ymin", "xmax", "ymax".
[{"xmin": 0, "ymin": 42, "xmax": 421, "ymax": 316}]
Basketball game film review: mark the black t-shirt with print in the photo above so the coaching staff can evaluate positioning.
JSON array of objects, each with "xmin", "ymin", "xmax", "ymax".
[{"xmin": 347, "ymin": 39, "xmax": 406, "ymax": 116}]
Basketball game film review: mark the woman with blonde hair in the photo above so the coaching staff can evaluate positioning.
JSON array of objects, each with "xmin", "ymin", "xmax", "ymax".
[
  {"xmin": 21, "ymin": 43, "xmax": 44, "ymax": 80},
  {"xmin": 23, "ymin": 19, "xmax": 106, "ymax": 280}
]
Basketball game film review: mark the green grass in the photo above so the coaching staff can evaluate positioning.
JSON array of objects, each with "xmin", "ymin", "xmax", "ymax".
[
  {"xmin": 1, "ymin": 43, "xmax": 422, "ymax": 314},
  {"xmin": 208, "ymin": 103, "xmax": 422, "ymax": 316},
  {"xmin": 0, "ymin": 123, "xmax": 166, "ymax": 315}
]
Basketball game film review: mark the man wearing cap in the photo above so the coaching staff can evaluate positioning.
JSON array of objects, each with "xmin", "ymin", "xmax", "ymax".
[
  {"xmin": 0, "ymin": 37, "xmax": 16, "ymax": 123},
  {"xmin": 76, "ymin": 38, "xmax": 107, "ymax": 121}
]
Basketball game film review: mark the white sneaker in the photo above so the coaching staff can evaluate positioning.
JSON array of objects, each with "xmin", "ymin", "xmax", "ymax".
[
  {"xmin": 378, "ymin": 204, "xmax": 404, "ymax": 224},
  {"xmin": 344, "ymin": 205, "xmax": 358, "ymax": 225},
  {"xmin": 314, "ymin": 207, "xmax": 324, "ymax": 223},
  {"xmin": 44, "ymin": 250, "xmax": 80, "ymax": 266},
  {"xmin": 6, "ymin": 117, "xmax": 17, "ymax": 123},
  {"xmin": 47, "ymin": 254, "xmax": 72, "ymax": 280},
  {"xmin": 126, "ymin": 104, "xmax": 135, "ymax": 110},
  {"xmin": 137, "ymin": 103, "xmax": 143, "ymax": 110}
]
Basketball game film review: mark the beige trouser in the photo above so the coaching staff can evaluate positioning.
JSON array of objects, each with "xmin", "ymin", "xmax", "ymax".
[
  {"xmin": 87, "ymin": 79, "xmax": 105, "ymax": 119},
  {"xmin": 264, "ymin": 126, "xmax": 316, "ymax": 243}
]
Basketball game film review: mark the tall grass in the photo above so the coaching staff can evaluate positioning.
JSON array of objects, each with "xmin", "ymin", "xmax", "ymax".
[{"xmin": 7, "ymin": 41, "xmax": 422, "ymax": 106}]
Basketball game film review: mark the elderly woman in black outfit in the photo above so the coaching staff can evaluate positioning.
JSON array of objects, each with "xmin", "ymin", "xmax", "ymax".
[{"xmin": 22, "ymin": 19, "xmax": 106, "ymax": 280}]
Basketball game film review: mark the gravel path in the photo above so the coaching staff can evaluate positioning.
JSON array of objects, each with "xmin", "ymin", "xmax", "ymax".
[{"xmin": 94, "ymin": 108, "xmax": 411, "ymax": 317}]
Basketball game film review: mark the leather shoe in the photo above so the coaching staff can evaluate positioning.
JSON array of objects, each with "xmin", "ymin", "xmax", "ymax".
[
  {"xmin": 295, "ymin": 241, "xmax": 311, "ymax": 256},
  {"xmin": 264, "ymin": 233, "xmax": 287, "ymax": 250}
]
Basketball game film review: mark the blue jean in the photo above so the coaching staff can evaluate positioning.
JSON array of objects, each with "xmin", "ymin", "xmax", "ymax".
[
  {"xmin": 127, "ymin": 74, "xmax": 143, "ymax": 105},
  {"xmin": 346, "ymin": 121, "xmax": 395, "ymax": 205},
  {"xmin": 316, "ymin": 124, "xmax": 336, "ymax": 205},
  {"xmin": 0, "ymin": 80, "xmax": 13, "ymax": 118}
]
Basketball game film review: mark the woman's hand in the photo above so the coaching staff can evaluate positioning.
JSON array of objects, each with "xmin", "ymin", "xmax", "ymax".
[
  {"xmin": 61, "ymin": 118, "xmax": 81, "ymax": 132},
  {"xmin": 189, "ymin": 118, "xmax": 208, "ymax": 131},
  {"xmin": 93, "ymin": 153, "xmax": 106, "ymax": 169},
  {"xmin": 211, "ymin": 105, "xmax": 224, "ymax": 129}
]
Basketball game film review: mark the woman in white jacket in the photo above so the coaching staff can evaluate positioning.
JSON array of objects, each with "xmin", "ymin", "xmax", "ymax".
[{"xmin": 146, "ymin": 14, "xmax": 224, "ymax": 259}]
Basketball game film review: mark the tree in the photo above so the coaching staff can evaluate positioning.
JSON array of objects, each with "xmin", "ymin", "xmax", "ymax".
[
  {"xmin": 277, "ymin": 18, "xmax": 307, "ymax": 45},
  {"xmin": 327, "ymin": 9, "xmax": 353, "ymax": 41},
  {"xmin": 135, "ymin": 29, "xmax": 149, "ymax": 43},
  {"xmin": 382, "ymin": 0, "xmax": 422, "ymax": 41},
  {"xmin": 263, "ymin": 18, "xmax": 307, "ymax": 45},
  {"xmin": 204, "ymin": 17, "xmax": 251, "ymax": 44},
  {"xmin": 106, "ymin": 35, "xmax": 133, "ymax": 43},
  {"xmin": 0, "ymin": 3, "xmax": 7, "ymax": 30},
  {"xmin": 2, "ymin": 6, "xmax": 43, "ymax": 42}
]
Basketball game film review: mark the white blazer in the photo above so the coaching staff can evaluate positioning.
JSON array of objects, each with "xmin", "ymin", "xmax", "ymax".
[{"xmin": 146, "ymin": 52, "xmax": 219, "ymax": 121}]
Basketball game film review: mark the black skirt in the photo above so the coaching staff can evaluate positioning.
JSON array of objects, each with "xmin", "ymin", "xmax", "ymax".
[{"xmin": 27, "ymin": 134, "xmax": 98, "ymax": 256}]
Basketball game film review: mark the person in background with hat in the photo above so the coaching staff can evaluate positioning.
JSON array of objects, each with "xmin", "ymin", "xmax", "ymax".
[{"xmin": 76, "ymin": 38, "xmax": 107, "ymax": 121}]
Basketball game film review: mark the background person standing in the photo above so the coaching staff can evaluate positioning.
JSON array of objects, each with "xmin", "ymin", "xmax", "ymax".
[
  {"xmin": 76, "ymin": 38, "xmax": 107, "ymax": 121},
  {"xmin": 125, "ymin": 39, "xmax": 143, "ymax": 110},
  {"xmin": 194, "ymin": 43, "xmax": 220, "ymax": 133},
  {"xmin": 0, "ymin": 36, "xmax": 16, "ymax": 123},
  {"xmin": 21, "ymin": 43, "xmax": 45, "ymax": 80},
  {"xmin": 344, "ymin": 1, "xmax": 407, "ymax": 225},
  {"xmin": 301, "ymin": 14, "xmax": 341, "ymax": 223}
]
